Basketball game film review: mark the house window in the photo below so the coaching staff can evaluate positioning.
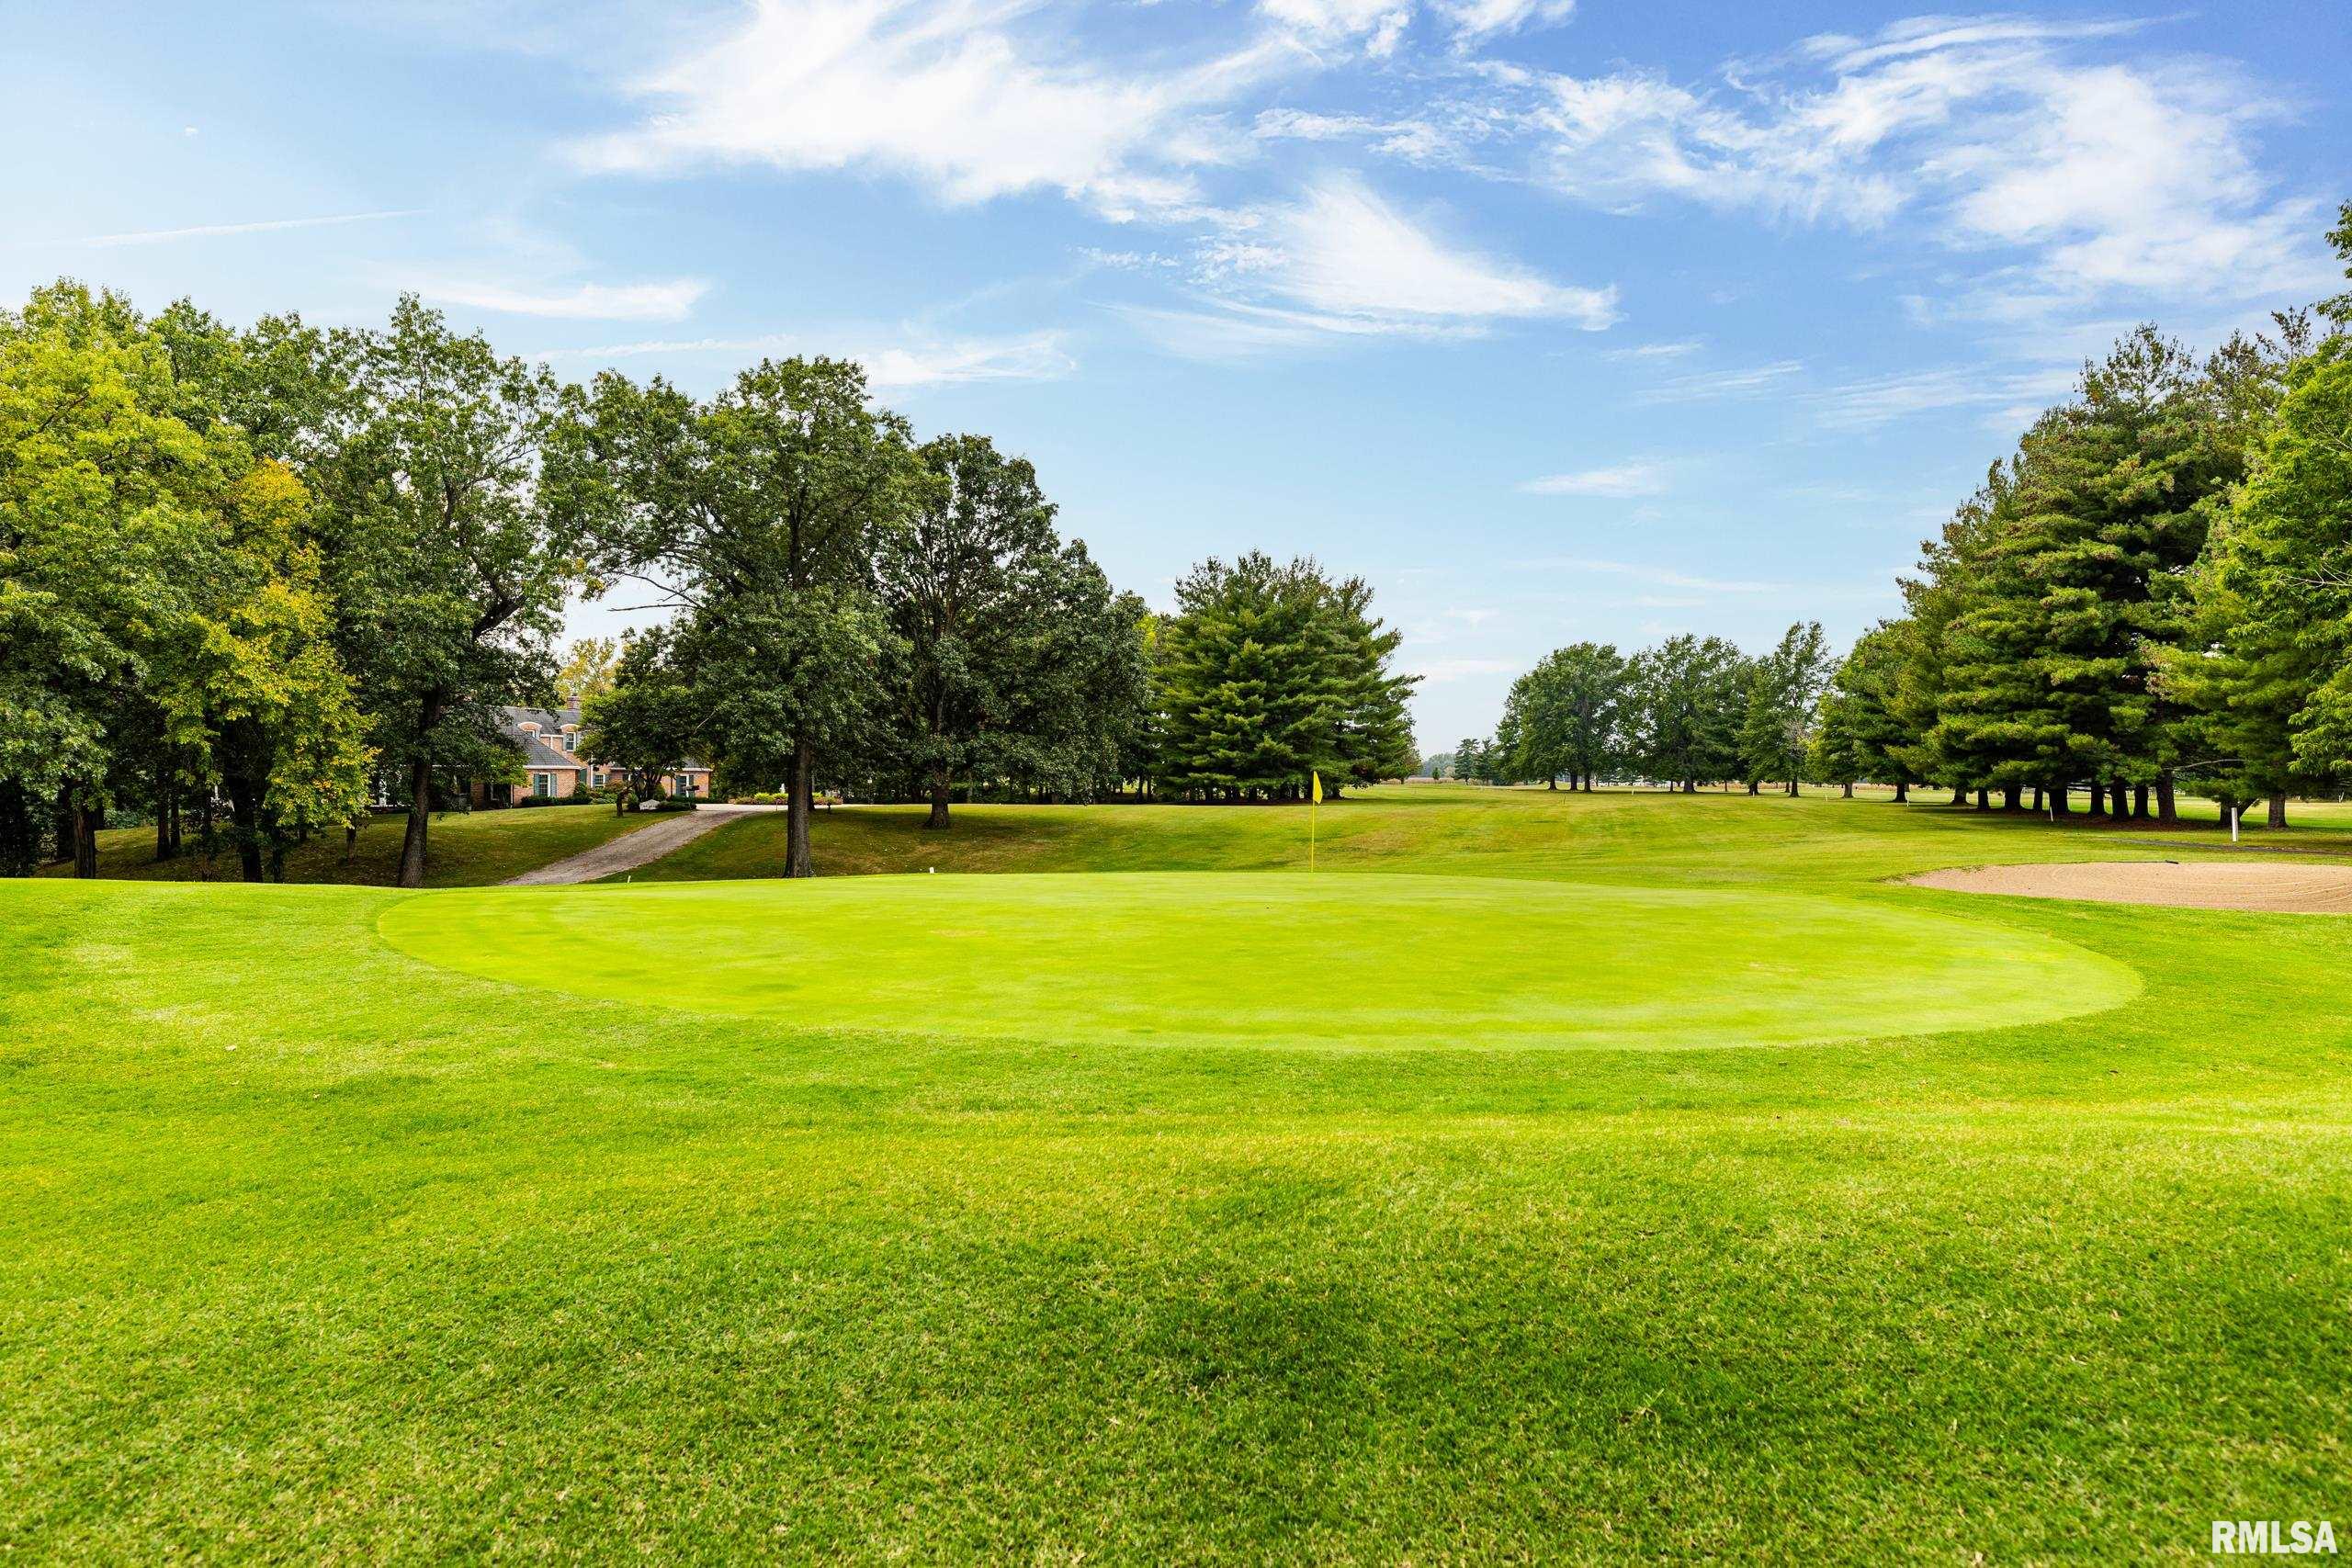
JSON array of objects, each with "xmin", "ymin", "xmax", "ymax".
[{"xmin": 533, "ymin": 773, "xmax": 553, "ymax": 798}]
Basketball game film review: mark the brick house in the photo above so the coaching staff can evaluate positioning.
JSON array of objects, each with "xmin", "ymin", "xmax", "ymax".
[{"xmin": 472, "ymin": 705, "xmax": 714, "ymax": 806}]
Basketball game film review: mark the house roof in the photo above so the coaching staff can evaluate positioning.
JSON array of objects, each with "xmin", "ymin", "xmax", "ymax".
[
  {"xmin": 518, "ymin": 733, "xmax": 586, "ymax": 771},
  {"xmin": 500, "ymin": 704, "xmax": 708, "ymax": 774}
]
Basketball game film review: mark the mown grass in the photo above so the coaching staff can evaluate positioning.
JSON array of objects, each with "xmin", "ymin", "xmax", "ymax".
[
  {"xmin": 43, "ymin": 802, "xmax": 661, "ymax": 886},
  {"xmin": 4, "ymin": 787, "xmax": 2350, "ymax": 1560}
]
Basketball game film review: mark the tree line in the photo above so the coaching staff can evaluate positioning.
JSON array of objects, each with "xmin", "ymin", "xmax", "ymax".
[
  {"xmin": 2, "ymin": 282, "xmax": 1416, "ymax": 884},
  {"xmin": 1437, "ymin": 623, "xmax": 1832, "ymax": 794},
  {"xmin": 1453, "ymin": 204, "xmax": 2352, "ymax": 819}
]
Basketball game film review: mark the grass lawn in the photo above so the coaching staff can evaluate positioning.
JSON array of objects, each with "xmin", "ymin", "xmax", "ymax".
[
  {"xmin": 41, "ymin": 802, "xmax": 666, "ymax": 887},
  {"xmin": 6, "ymin": 787, "xmax": 2351, "ymax": 1559}
]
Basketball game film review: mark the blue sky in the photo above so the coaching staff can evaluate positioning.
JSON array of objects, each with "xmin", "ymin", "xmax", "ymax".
[{"xmin": 7, "ymin": 2, "xmax": 2346, "ymax": 748}]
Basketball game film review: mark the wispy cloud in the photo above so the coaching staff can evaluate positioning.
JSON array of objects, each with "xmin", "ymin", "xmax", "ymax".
[
  {"xmin": 1603, "ymin": 339, "xmax": 1702, "ymax": 360},
  {"xmin": 423, "ymin": 278, "xmax": 711, "ymax": 321},
  {"xmin": 1804, "ymin": 363, "xmax": 2077, "ymax": 431},
  {"xmin": 538, "ymin": 328, "xmax": 1075, "ymax": 386},
  {"xmin": 1632, "ymin": 359, "xmax": 1804, "ymax": 403},
  {"xmin": 1408, "ymin": 656, "xmax": 1519, "ymax": 682},
  {"xmin": 1527, "ymin": 556, "xmax": 1781, "ymax": 593},
  {"xmin": 1520, "ymin": 462, "xmax": 1664, "ymax": 497},
  {"xmin": 32, "ymin": 209, "xmax": 423, "ymax": 249}
]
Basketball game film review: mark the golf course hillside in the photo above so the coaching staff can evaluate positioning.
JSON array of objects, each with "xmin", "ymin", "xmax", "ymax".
[
  {"xmin": 7, "ymin": 785, "xmax": 2350, "ymax": 1560},
  {"xmin": 43, "ymin": 803, "xmax": 673, "ymax": 887},
  {"xmin": 625, "ymin": 781, "xmax": 2352, "ymax": 885}
]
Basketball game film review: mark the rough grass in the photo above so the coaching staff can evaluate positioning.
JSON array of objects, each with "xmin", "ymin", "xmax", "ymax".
[
  {"xmin": 44, "ymin": 802, "xmax": 663, "ymax": 886},
  {"xmin": 4, "ymin": 787, "xmax": 2350, "ymax": 1561}
]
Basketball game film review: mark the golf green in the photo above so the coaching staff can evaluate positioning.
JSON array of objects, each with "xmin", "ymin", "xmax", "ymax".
[{"xmin": 377, "ymin": 871, "xmax": 2138, "ymax": 1049}]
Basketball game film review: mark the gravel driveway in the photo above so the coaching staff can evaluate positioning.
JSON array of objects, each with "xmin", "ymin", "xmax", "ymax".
[{"xmin": 502, "ymin": 804, "xmax": 785, "ymax": 886}]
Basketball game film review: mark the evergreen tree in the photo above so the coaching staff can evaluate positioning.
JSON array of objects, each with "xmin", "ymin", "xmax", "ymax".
[
  {"xmin": 2197, "ymin": 341, "xmax": 2352, "ymax": 807},
  {"xmin": 1151, "ymin": 554, "xmax": 1416, "ymax": 801}
]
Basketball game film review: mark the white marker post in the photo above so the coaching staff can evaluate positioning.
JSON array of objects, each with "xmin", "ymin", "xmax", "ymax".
[{"xmin": 2231, "ymin": 806, "xmax": 2240, "ymax": 844}]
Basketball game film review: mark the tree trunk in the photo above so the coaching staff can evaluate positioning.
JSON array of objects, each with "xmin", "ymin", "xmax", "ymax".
[
  {"xmin": 2132, "ymin": 783, "xmax": 2150, "ymax": 820},
  {"xmin": 399, "ymin": 754, "xmax": 433, "ymax": 889},
  {"xmin": 1949, "ymin": 785, "xmax": 1967, "ymax": 807},
  {"xmin": 926, "ymin": 766, "xmax": 952, "ymax": 829},
  {"xmin": 2110, "ymin": 777, "xmax": 2130, "ymax": 820},
  {"xmin": 154, "ymin": 788, "xmax": 175, "ymax": 861},
  {"xmin": 2030, "ymin": 785, "xmax": 2042, "ymax": 813},
  {"xmin": 1546, "ymin": 775, "xmax": 1557, "ymax": 790},
  {"xmin": 2086, "ymin": 781, "xmax": 2106, "ymax": 818},
  {"xmin": 2155, "ymin": 773, "xmax": 2177, "ymax": 825},
  {"xmin": 2267, "ymin": 790, "xmax": 2288, "ymax": 829},
  {"xmin": 0, "ymin": 782, "xmax": 29, "ymax": 877},
  {"xmin": 344, "ymin": 823, "xmax": 359, "ymax": 864},
  {"xmin": 72, "ymin": 796, "xmax": 99, "ymax": 879},
  {"xmin": 786, "ymin": 737, "xmax": 816, "ymax": 878},
  {"xmin": 2050, "ymin": 783, "xmax": 2068, "ymax": 817},
  {"xmin": 2000, "ymin": 784, "xmax": 2020, "ymax": 811},
  {"xmin": 1747, "ymin": 780, "xmax": 1759, "ymax": 795},
  {"xmin": 1894, "ymin": 781, "xmax": 1908, "ymax": 804},
  {"xmin": 1974, "ymin": 787, "xmax": 1989, "ymax": 811},
  {"xmin": 1841, "ymin": 781, "xmax": 1854, "ymax": 798},
  {"xmin": 52, "ymin": 785, "xmax": 75, "ymax": 866},
  {"xmin": 223, "ymin": 773, "xmax": 266, "ymax": 883}
]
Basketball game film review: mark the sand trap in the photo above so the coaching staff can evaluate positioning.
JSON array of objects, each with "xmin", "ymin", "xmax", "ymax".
[{"xmin": 1909, "ymin": 860, "xmax": 2352, "ymax": 913}]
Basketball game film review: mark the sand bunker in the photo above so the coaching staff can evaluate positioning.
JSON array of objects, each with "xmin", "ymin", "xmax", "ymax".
[{"xmin": 1909, "ymin": 860, "xmax": 2352, "ymax": 914}]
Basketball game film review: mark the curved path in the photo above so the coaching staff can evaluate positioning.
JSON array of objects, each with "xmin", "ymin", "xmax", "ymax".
[
  {"xmin": 1908, "ymin": 859, "xmax": 2352, "ymax": 913},
  {"xmin": 502, "ymin": 804, "xmax": 782, "ymax": 886}
]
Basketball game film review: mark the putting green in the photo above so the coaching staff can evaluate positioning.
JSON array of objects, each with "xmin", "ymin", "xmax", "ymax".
[{"xmin": 377, "ymin": 872, "xmax": 2139, "ymax": 1051}]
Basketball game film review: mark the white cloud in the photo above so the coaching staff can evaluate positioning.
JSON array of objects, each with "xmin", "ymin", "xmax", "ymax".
[
  {"xmin": 1261, "ymin": 0, "xmax": 1413, "ymax": 57},
  {"xmin": 34, "ymin": 209, "xmax": 423, "ymax": 249},
  {"xmin": 573, "ymin": 0, "xmax": 1293, "ymax": 220},
  {"xmin": 1506, "ymin": 17, "xmax": 2332, "ymax": 309},
  {"xmin": 1520, "ymin": 462, "xmax": 1663, "ymax": 496},
  {"xmin": 423, "ymin": 278, "xmax": 711, "ymax": 321},
  {"xmin": 538, "ymin": 328, "xmax": 1075, "ymax": 386},
  {"xmin": 1218, "ymin": 175, "xmax": 1617, "ymax": 330}
]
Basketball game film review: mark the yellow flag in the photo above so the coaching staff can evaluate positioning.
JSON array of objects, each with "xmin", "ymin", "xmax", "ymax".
[{"xmin": 1311, "ymin": 771, "xmax": 1323, "ymax": 804}]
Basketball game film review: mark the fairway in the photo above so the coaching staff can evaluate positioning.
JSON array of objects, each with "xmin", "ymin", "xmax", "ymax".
[
  {"xmin": 379, "ymin": 871, "xmax": 2140, "ymax": 1049},
  {"xmin": 11, "ymin": 788, "xmax": 2352, "ymax": 1562}
]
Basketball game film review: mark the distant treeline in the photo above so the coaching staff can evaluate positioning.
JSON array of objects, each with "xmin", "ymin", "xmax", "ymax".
[
  {"xmin": 1451, "ymin": 204, "xmax": 2352, "ymax": 824},
  {"xmin": 1435, "ymin": 625, "xmax": 1829, "ymax": 795},
  {"xmin": 2, "ymin": 283, "xmax": 1415, "ymax": 886}
]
